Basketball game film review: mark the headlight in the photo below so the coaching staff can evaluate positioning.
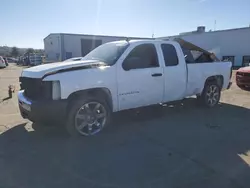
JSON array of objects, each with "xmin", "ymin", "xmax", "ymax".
[{"xmin": 52, "ymin": 81, "xmax": 61, "ymax": 100}]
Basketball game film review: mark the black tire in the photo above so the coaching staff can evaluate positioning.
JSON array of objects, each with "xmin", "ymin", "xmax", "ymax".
[
  {"xmin": 199, "ymin": 82, "xmax": 221, "ymax": 108},
  {"xmin": 66, "ymin": 96, "xmax": 111, "ymax": 136}
]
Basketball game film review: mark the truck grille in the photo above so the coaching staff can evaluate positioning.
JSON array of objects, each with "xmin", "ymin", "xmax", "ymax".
[
  {"xmin": 19, "ymin": 77, "xmax": 52, "ymax": 100},
  {"xmin": 236, "ymin": 72, "xmax": 250, "ymax": 77}
]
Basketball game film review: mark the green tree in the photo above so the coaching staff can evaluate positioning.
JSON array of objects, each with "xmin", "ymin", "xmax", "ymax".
[
  {"xmin": 10, "ymin": 47, "xmax": 19, "ymax": 57},
  {"xmin": 34, "ymin": 49, "xmax": 43, "ymax": 54},
  {"xmin": 26, "ymin": 48, "xmax": 35, "ymax": 54}
]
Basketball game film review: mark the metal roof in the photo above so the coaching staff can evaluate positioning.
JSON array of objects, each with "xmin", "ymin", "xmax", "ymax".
[
  {"xmin": 44, "ymin": 33, "xmax": 151, "ymax": 41},
  {"xmin": 158, "ymin": 26, "xmax": 250, "ymax": 39}
]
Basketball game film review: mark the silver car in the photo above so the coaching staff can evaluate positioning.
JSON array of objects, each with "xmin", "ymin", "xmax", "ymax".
[{"xmin": 0, "ymin": 56, "xmax": 6, "ymax": 68}]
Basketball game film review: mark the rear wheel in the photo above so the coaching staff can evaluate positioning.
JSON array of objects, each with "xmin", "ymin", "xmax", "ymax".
[
  {"xmin": 66, "ymin": 96, "xmax": 111, "ymax": 136},
  {"xmin": 198, "ymin": 82, "xmax": 221, "ymax": 108}
]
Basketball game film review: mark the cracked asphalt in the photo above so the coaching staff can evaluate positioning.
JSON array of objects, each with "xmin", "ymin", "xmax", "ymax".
[{"xmin": 1, "ymin": 64, "xmax": 250, "ymax": 188}]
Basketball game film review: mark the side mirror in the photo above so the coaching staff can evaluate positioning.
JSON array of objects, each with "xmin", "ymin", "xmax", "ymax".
[{"xmin": 123, "ymin": 57, "xmax": 142, "ymax": 71}]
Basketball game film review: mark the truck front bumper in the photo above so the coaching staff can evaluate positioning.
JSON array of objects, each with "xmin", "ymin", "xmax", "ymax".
[
  {"xmin": 236, "ymin": 75, "xmax": 250, "ymax": 87},
  {"xmin": 18, "ymin": 90, "xmax": 67, "ymax": 124}
]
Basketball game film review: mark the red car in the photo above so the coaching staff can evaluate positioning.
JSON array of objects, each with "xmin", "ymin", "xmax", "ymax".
[{"xmin": 236, "ymin": 66, "xmax": 250, "ymax": 89}]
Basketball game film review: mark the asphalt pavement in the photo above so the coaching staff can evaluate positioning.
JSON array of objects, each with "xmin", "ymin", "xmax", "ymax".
[{"xmin": 1, "ymin": 64, "xmax": 250, "ymax": 188}]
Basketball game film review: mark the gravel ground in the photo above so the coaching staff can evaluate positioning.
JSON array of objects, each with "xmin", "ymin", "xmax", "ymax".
[{"xmin": 0, "ymin": 64, "xmax": 250, "ymax": 188}]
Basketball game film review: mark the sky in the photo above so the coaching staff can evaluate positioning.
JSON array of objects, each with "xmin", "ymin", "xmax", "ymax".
[{"xmin": 1, "ymin": 0, "xmax": 250, "ymax": 48}]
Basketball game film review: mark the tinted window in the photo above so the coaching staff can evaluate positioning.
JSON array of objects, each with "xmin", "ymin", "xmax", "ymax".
[
  {"xmin": 123, "ymin": 44, "xmax": 159, "ymax": 70},
  {"xmin": 161, "ymin": 44, "xmax": 178, "ymax": 66}
]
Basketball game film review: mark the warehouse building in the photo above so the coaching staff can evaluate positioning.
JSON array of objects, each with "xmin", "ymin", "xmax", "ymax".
[
  {"xmin": 158, "ymin": 26, "xmax": 250, "ymax": 67},
  {"xmin": 44, "ymin": 27, "xmax": 250, "ymax": 67},
  {"xmin": 44, "ymin": 33, "xmax": 149, "ymax": 62}
]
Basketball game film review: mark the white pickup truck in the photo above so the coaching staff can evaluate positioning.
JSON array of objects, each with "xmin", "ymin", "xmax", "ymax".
[{"xmin": 18, "ymin": 39, "xmax": 232, "ymax": 136}]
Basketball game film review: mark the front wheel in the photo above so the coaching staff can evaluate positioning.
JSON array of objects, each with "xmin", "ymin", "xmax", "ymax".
[
  {"xmin": 66, "ymin": 97, "xmax": 111, "ymax": 136},
  {"xmin": 198, "ymin": 82, "xmax": 221, "ymax": 108}
]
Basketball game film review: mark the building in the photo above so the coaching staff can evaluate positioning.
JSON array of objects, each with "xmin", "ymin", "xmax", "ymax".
[
  {"xmin": 158, "ymin": 26, "xmax": 250, "ymax": 67},
  {"xmin": 44, "ymin": 27, "xmax": 250, "ymax": 67},
  {"xmin": 44, "ymin": 33, "xmax": 149, "ymax": 62}
]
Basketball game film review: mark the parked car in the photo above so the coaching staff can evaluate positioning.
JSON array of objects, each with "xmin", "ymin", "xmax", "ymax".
[
  {"xmin": 7, "ymin": 57, "xmax": 17, "ymax": 63},
  {"xmin": 3, "ymin": 57, "xmax": 9, "ymax": 66},
  {"xmin": 0, "ymin": 56, "xmax": 6, "ymax": 68},
  {"xmin": 18, "ymin": 39, "xmax": 232, "ymax": 136},
  {"xmin": 236, "ymin": 66, "xmax": 250, "ymax": 89},
  {"xmin": 64, "ymin": 57, "xmax": 84, "ymax": 62}
]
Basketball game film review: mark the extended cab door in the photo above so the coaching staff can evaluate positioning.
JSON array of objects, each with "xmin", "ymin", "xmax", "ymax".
[
  {"xmin": 117, "ymin": 43, "xmax": 164, "ymax": 111},
  {"xmin": 159, "ymin": 42, "xmax": 187, "ymax": 102}
]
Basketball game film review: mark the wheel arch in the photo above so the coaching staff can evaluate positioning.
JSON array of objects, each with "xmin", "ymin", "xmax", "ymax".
[
  {"xmin": 197, "ymin": 75, "xmax": 224, "ymax": 96},
  {"xmin": 67, "ymin": 87, "xmax": 113, "ymax": 112},
  {"xmin": 204, "ymin": 75, "xmax": 224, "ymax": 89}
]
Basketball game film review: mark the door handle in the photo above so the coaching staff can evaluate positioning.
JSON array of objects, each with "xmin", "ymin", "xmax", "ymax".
[{"xmin": 151, "ymin": 73, "xmax": 162, "ymax": 77}]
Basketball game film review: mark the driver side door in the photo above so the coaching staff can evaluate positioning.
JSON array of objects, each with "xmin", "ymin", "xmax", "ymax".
[{"xmin": 117, "ymin": 43, "xmax": 164, "ymax": 111}]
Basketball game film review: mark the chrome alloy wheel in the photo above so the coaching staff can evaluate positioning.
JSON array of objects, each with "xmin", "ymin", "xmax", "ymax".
[
  {"xmin": 74, "ymin": 102, "xmax": 107, "ymax": 136},
  {"xmin": 205, "ymin": 85, "xmax": 220, "ymax": 106}
]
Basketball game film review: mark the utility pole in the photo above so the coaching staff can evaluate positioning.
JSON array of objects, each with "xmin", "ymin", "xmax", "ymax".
[{"xmin": 214, "ymin": 20, "xmax": 217, "ymax": 31}]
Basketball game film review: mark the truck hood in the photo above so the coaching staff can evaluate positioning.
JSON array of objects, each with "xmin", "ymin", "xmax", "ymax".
[
  {"xmin": 237, "ymin": 66, "xmax": 250, "ymax": 73},
  {"xmin": 21, "ymin": 60, "xmax": 107, "ymax": 78}
]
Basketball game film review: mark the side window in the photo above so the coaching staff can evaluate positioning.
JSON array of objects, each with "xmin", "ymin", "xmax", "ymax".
[
  {"xmin": 122, "ymin": 44, "xmax": 159, "ymax": 70},
  {"xmin": 161, "ymin": 44, "xmax": 179, "ymax": 66}
]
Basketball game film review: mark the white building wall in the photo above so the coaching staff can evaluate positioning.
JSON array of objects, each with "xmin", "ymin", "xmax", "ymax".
[
  {"xmin": 44, "ymin": 34, "xmax": 62, "ymax": 62},
  {"xmin": 63, "ymin": 35, "xmax": 82, "ymax": 58},
  {"xmin": 159, "ymin": 27, "xmax": 250, "ymax": 67}
]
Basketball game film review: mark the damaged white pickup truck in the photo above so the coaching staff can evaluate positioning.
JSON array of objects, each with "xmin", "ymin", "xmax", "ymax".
[{"xmin": 18, "ymin": 39, "xmax": 232, "ymax": 136}]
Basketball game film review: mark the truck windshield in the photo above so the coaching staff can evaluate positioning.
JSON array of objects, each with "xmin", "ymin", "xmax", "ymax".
[{"xmin": 82, "ymin": 41, "xmax": 129, "ymax": 65}]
